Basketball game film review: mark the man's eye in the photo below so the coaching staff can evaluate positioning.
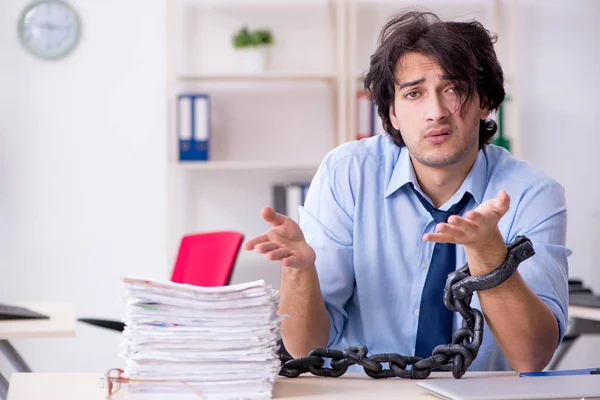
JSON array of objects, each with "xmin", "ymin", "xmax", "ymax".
[
  {"xmin": 404, "ymin": 91, "xmax": 419, "ymax": 99},
  {"xmin": 447, "ymin": 86, "xmax": 460, "ymax": 94}
]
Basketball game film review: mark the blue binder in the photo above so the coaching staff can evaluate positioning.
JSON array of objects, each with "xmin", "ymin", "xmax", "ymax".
[{"xmin": 177, "ymin": 93, "xmax": 210, "ymax": 161}]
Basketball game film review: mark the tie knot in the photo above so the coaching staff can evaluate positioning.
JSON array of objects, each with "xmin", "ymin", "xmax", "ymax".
[
  {"xmin": 410, "ymin": 184, "xmax": 471, "ymax": 223},
  {"xmin": 430, "ymin": 209, "xmax": 453, "ymax": 223}
]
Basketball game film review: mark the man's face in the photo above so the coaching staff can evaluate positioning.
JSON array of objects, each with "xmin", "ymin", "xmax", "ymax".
[{"xmin": 389, "ymin": 52, "xmax": 490, "ymax": 168}]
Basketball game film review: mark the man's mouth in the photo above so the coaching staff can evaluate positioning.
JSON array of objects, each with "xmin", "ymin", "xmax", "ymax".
[{"xmin": 424, "ymin": 128, "xmax": 453, "ymax": 144}]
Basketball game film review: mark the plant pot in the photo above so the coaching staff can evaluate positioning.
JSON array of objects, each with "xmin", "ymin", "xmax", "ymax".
[{"xmin": 236, "ymin": 46, "xmax": 270, "ymax": 73}]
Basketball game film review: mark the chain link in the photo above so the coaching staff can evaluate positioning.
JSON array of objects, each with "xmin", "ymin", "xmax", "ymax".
[{"xmin": 279, "ymin": 236, "xmax": 535, "ymax": 380}]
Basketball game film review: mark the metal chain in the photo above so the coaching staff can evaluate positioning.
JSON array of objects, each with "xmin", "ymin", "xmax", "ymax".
[{"xmin": 279, "ymin": 235, "xmax": 535, "ymax": 380}]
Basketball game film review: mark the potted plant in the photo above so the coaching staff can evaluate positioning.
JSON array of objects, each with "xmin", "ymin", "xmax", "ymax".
[{"xmin": 232, "ymin": 26, "xmax": 274, "ymax": 73}]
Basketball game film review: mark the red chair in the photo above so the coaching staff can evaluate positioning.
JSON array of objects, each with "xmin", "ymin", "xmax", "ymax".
[
  {"xmin": 171, "ymin": 231, "xmax": 244, "ymax": 287},
  {"xmin": 78, "ymin": 231, "xmax": 244, "ymax": 331}
]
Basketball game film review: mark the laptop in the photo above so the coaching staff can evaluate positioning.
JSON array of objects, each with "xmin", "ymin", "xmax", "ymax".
[{"xmin": 417, "ymin": 374, "xmax": 600, "ymax": 400}]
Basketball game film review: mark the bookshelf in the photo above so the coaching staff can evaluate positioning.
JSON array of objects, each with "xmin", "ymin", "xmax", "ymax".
[
  {"xmin": 165, "ymin": 0, "xmax": 346, "ymax": 273},
  {"xmin": 177, "ymin": 161, "xmax": 321, "ymax": 171},
  {"xmin": 176, "ymin": 72, "xmax": 337, "ymax": 82}
]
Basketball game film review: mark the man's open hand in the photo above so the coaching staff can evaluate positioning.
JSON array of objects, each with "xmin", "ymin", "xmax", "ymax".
[
  {"xmin": 243, "ymin": 207, "xmax": 316, "ymax": 268},
  {"xmin": 423, "ymin": 190, "xmax": 510, "ymax": 274}
]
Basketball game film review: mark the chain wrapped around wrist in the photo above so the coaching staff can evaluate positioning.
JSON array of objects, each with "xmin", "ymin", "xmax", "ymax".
[{"xmin": 278, "ymin": 235, "xmax": 535, "ymax": 380}]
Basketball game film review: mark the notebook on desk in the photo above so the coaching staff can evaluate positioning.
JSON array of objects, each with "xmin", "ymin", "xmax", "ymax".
[
  {"xmin": 0, "ymin": 303, "xmax": 49, "ymax": 320},
  {"xmin": 417, "ymin": 374, "xmax": 600, "ymax": 400}
]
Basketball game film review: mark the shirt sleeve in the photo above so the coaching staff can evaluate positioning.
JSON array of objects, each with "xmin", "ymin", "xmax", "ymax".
[
  {"xmin": 298, "ymin": 154, "xmax": 355, "ymax": 348},
  {"xmin": 507, "ymin": 180, "xmax": 571, "ymax": 345}
]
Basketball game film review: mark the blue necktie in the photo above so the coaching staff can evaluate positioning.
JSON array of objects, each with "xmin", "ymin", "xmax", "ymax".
[{"xmin": 411, "ymin": 185, "xmax": 472, "ymax": 358}]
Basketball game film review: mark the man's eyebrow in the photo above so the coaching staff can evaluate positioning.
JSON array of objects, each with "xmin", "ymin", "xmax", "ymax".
[
  {"xmin": 397, "ymin": 75, "xmax": 464, "ymax": 90},
  {"xmin": 398, "ymin": 78, "xmax": 425, "ymax": 90}
]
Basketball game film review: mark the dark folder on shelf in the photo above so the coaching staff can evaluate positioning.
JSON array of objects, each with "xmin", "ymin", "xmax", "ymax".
[{"xmin": 272, "ymin": 182, "xmax": 310, "ymax": 223}]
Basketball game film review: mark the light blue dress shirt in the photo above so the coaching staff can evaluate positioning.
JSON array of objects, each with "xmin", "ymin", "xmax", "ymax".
[{"xmin": 298, "ymin": 134, "xmax": 570, "ymax": 371}]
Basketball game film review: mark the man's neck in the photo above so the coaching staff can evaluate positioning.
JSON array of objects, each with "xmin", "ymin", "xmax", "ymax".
[{"xmin": 412, "ymin": 151, "xmax": 478, "ymax": 208}]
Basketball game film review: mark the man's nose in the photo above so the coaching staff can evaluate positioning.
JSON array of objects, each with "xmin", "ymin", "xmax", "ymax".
[{"xmin": 425, "ymin": 93, "xmax": 451, "ymax": 123}]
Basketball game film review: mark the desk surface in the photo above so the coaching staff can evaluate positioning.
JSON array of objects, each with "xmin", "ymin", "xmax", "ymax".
[
  {"xmin": 0, "ymin": 302, "xmax": 75, "ymax": 340},
  {"xmin": 569, "ymin": 305, "xmax": 600, "ymax": 322},
  {"xmin": 7, "ymin": 371, "xmax": 515, "ymax": 400}
]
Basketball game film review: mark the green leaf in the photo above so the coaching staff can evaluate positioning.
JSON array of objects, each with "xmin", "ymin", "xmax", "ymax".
[
  {"xmin": 232, "ymin": 26, "xmax": 252, "ymax": 49},
  {"xmin": 233, "ymin": 26, "xmax": 273, "ymax": 48},
  {"xmin": 250, "ymin": 29, "xmax": 273, "ymax": 46}
]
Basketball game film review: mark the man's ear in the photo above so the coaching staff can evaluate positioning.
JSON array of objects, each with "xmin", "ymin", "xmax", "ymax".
[
  {"xmin": 479, "ymin": 97, "xmax": 491, "ymax": 120},
  {"xmin": 389, "ymin": 104, "xmax": 399, "ymax": 130}
]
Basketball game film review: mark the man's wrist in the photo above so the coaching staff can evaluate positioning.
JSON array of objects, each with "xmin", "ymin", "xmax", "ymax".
[
  {"xmin": 281, "ymin": 264, "xmax": 318, "ymax": 285},
  {"xmin": 465, "ymin": 231, "xmax": 508, "ymax": 276}
]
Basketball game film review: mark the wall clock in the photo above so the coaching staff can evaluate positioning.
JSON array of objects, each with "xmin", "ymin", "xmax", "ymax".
[{"xmin": 17, "ymin": 0, "xmax": 81, "ymax": 60}]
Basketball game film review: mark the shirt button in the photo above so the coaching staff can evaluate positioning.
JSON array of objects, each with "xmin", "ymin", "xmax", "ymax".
[
  {"xmin": 414, "ymin": 309, "xmax": 420, "ymax": 316},
  {"xmin": 421, "ymin": 262, "xmax": 428, "ymax": 269}
]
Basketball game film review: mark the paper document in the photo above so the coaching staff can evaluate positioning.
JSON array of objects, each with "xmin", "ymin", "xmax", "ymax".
[{"xmin": 119, "ymin": 276, "xmax": 283, "ymax": 399}]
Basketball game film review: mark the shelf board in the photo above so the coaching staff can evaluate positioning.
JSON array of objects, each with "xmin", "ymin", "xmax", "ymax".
[
  {"xmin": 177, "ymin": 72, "xmax": 337, "ymax": 82},
  {"xmin": 355, "ymin": 74, "xmax": 515, "ymax": 84},
  {"xmin": 177, "ymin": 160, "xmax": 321, "ymax": 171}
]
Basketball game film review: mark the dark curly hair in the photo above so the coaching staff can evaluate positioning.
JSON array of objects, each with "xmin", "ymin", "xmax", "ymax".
[{"xmin": 364, "ymin": 10, "xmax": 505, "ymax": 149}]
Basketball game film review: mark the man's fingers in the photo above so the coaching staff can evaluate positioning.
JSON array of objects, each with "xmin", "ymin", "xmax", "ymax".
[
  {"xmin": 282, "ymin": 255, "xmax": 302, "ymax": 267},
  {"xmin": 264, "ymin": 247, "xmax": 291, "ymax": 261},
  {"xmin": 465, "ymin": 210, "xmax": 485, "ymax": 226},
  {"xmin": 438, "ymin": 223, "xmax": 466, "ymax": 240},
  {"xmin": 474, "ymin": 190, "xmax": 510, "ymax": 221},
  {"xmin": 493, "ymin": 190, "xmax": 510, "ymax": 215},
  {"xmin": 447, "ymin": 215, "xmax": 478, "ymax": 233},
  {"xmin": 424, "ymin": 223, "xmax": 468, "ymax": 244},
  {"xmin": 423, "ymin": 232, "xmax": 455, "ymax": 243},
  {"xmin": 242, "ymin": 234, "xmax": 269, "ymax": 250},
  {"xmin": 254, "ymin": 241, "xmax": 280, "ymax": 254},
  {"xmin": 423, "ymin": 191, "xmax": 511, "ymax": 247},
  {"xmin": 262, "ymin": 206, "xmax": 287, "ymax": 228}
]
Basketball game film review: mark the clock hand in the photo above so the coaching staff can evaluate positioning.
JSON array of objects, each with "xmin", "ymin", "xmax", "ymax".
[{"xmin": 38, "ymin": 22, "xmax": 69, "ymax": 30}]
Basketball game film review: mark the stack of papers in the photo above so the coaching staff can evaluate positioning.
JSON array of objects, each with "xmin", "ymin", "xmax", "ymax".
[{"xmin": 119, "ymin": 276, "xmax": 283, "ymax": 399}]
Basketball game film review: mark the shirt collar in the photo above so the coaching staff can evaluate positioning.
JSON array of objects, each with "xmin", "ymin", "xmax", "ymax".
[
  {"xmin": 384, "ymin": 146, "xmax": 488, "ymax": 206},
  {"xmin": 462, "ymin": 148, "xmax": 488, "ymax": 206},
  {"xmin": 384, "ymin": 147, "xmax": 413, "ymax": 198}
]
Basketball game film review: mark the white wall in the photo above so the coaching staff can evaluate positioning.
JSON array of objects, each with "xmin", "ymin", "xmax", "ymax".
[
  {"xmin": 517, "ymin": 0, "xmax": 600, "ymax": 290},
  {"xmin": 0, "ymin": 0, "xmax": 168, "ymax": 374},
  {"xmin": 515, "ymin": 0, "xmax": 600, "ymax": 368}
]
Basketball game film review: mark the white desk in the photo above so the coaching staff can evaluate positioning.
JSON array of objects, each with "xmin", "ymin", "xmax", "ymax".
[
  {"xmin": 569, "ymin": 305, "xmax": 600, "ymax": 322},
  {"xmin": 6, "ymin": 371, "xmax": 515, "ymax": 400},
  {"xmin": 0, "ymin": 303, "xmax": 75, "ymax": 400},
  {"xmin": 0, "ymin": 302, "xmax": 75, "ymax": 340},
  {"xmin": 546, "ymin": 305, "xmax": 600, "ymax": 371}
]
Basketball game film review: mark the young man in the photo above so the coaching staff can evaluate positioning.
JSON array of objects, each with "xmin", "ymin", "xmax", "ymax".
[{"xmin": 243, "ymin": 11, "xmax": 569, "ymax": 372}]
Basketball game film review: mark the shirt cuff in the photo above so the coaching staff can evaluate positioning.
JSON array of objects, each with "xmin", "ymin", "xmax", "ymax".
[{"xmin": 539, "ymin": 294, "xmax": 567, "ymax": 346}]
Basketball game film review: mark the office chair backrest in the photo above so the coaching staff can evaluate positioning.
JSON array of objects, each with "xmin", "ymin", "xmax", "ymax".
[{"xmin": 171, "ymin": 231, "xmax": 244, "ymax": 287}]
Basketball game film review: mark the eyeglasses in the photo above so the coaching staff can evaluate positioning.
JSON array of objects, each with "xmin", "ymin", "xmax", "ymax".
[{"xmin": 103, "ymin": 368, "xmax": 204, "ymax": 399}]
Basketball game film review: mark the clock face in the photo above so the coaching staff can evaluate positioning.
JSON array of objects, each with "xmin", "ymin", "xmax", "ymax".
[{"xmin": 17, "ymin": 0, "xmax": 81, "ymax": 60}]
